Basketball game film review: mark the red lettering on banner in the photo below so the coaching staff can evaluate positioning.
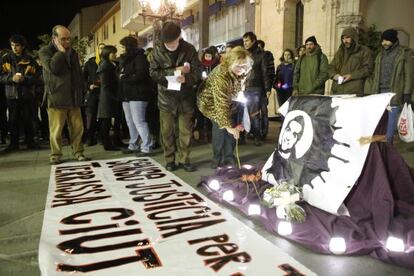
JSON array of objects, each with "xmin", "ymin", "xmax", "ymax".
[
  {"xmin": 278, "ymin": 263, "xmax": 305, "ymax": 276},
  {"xmin": 52, "ymin": 166, "xmax": 111, "ymax": 208},
  {"xmin": 188, "ymin": 234, "xmax": 251, "ymax": 272},
  {"xmin": 399, "ymin": 117, "xmax": 408, "ymax": 135},
  {"xmin": 56, "ymin": 247, "xmax": 162, "ymax": 272},
  {"xmin": 56, "ymin": 208, "xmax": 163, "ymax": 272}
]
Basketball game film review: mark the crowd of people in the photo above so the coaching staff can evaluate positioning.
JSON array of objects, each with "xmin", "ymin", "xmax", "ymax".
[{"xmin": 0, "ymin": 22, "xmax": 413, "ymax": 170}]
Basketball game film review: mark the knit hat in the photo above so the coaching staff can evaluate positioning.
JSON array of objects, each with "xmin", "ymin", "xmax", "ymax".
[
  {"xmin": 160, "ymin": 22, "xmax": 181, "ymax": 43},
  {"xmin": 381, "ymin": 29, "xmax": 398, "ymax": 44},
  {"xmin": 305, "ymin": 36, "xmax": 317, "ymax": 45}
]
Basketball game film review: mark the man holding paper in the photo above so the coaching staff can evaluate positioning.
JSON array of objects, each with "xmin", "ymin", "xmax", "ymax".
[
  {"xmin": 329, "ymin": 27, "xmax": 372, "ymax": 96},
  {"xmin": 150, "ymin": 21, "xmax": 201, "ymax": 172}
]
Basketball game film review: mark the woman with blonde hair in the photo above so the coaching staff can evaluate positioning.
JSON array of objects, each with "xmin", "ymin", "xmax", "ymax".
[{"xmin": 197, "ymin": 46, "xmax": 253, "ymax": 168}]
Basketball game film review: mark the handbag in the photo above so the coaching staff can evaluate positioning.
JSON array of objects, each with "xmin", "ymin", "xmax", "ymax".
[{"xmin": 398, "ymin": 103, "xmax": 414, "ymax": 142}]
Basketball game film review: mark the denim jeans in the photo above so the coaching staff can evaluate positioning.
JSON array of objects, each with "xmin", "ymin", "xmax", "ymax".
[
  {"xmin": 387, "ymin": 106, "xmax": 401, "ymax": 144},
  {"xmin": 211, "ymin": 121, "xmax": 236, "ymax": 166},
  {"xmin": 122, "ymin": 101, "xmax": 151, "ymax": 152}
]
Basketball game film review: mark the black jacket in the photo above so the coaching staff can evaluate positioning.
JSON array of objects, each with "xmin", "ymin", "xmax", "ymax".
[
  {"xmin": 245, "ymin": 42, "xmax": 275, "ymax": 93},
  {"xmin": 0, "ymin": 52, "xmax": 40, "ymax": 100},
  {"xmin": 38, "ymin": 43, "xmax": 84, "ymax": 108},
  {"xmin": 83, "ymin": 56, "xmax": 100, "ymax": 93},
  {"xmin": 97, "ymin": 60, "xmax": 118, "ymax": 118},
  {"xmin": 118, "ymin": 48, "xmax": 151, "ymax": 102},
  {"xmin": 150, "ymin": 39, "xmax": 201, "ymax": 113}
]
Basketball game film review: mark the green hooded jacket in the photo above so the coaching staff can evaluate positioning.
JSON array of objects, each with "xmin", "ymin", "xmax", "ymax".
[
  {"xmin": 329, "ymin": 27, "xmax": 373, "ymax": 95},
  {"xmin": 293, "ymin": 45, "xmax": 329, "ymax": 95}
]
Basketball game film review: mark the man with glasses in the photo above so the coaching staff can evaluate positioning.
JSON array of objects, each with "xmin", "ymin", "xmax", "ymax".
[{"xmin": 39, "ymin": 25, "xmax": 89, "ymax": 164}]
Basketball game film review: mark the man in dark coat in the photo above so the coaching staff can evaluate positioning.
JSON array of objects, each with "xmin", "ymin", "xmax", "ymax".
[
  {"xmin": 370, "ymin": 29, "xmax": 414, "ymax": 143},
  {"xmin": 329, "ymin": 27, "xmax": 373, "ymax": 95},
  {"xmin": 0, "ymin": 34, "xmax": 40, "ymax": 152},
  {"xmin": 243, "ymin": 32, "xmax": 275, "ymax": 146},
  {"xmin": 83, "ymin": 42, "xmax": 105, "ymax": 146},
  {"xmin": 150, "ymin": 22, "xmax": 201, "ymax": 172},
  {"xmin": 39, "ymin": 25, "xmax": 88, "ymax": 164}
]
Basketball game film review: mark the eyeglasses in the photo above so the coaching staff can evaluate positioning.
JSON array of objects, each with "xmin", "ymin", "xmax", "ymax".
[
  {"xmin": 59, "ymin": 37, "xmax": 71, "ymax": 42},
  {"xmin": 233, "ymin": 64, "xmax": 250, "ymax": 70}
]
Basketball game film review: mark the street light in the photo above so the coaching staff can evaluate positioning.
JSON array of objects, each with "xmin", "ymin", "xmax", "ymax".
[{"xmin": 138, "ymin": 0, "xmax": 186, "ymax": 23}]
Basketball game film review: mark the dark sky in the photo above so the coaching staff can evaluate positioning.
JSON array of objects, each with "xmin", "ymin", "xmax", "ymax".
[{"xmin": 0, "ymin": 0, "xmax": 113, "ymax": 50}]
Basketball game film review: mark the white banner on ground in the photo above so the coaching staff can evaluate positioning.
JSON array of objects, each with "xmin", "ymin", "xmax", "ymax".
[{"xmin": 39, "ymin": 157, "xmax": 315, "ymax": 276}]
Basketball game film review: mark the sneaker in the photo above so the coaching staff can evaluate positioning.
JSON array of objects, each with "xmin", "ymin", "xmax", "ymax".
[
  {"xmin": 178, "ymin": 162, "xmax": 197, "ymax": 172},
  {"xmin": 75, "ymin": 155, "xmax": 91, "ymax": 161},
  {"xmin": 166, "ymin": 162, "xmax": 177, "ymax": 171}
]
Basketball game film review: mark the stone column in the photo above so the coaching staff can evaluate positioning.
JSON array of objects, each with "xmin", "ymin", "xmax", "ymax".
[
  {"xmin": 336, "ymin": 0, "xmax": 363, "ymax": 39},
  {"xmin": 198, "ymin": 0, "xmax": 209, "ymax": 49}
]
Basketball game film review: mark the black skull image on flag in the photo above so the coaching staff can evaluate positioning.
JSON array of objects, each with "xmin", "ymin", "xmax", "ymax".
[{"xmin": 261, "ymin": 93, "xmax": 394, "ymax": 215}]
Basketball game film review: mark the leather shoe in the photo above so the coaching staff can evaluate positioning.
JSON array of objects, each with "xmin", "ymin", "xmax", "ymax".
[
  {"xmin": 136, "ymin": 151, "xmax": 153, "ymax": 157},
  {"xmin": 3, "ymin": 144, "xmax": 19, "ymax": 153},
  {"xmin": 104, "ymin": 145, "xmax": 119, "ymax": 151},
  {"xmin": 122, "ymin": 148, "xmax": 136, "ymax": 154},
  {"xmin": 27, "ymin": 142, "xmax": 41, "ymax": 150},
  {"xmin": 75, "ymin": 155, "xmax": 91, "ymax": 161},
  {"xmin": 178, "ymin": 162, "xmax": 197, "ymax": 172},
  {"xmin": 166, "ymin": 162, "xmax": 177, "ymax": 171}
]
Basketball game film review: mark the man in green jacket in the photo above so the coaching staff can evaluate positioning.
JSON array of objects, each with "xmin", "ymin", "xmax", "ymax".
[
  {"xmin": 293, "ymin": 36, "xmax": 329, "ymax": 96},
  {"xmin": 371, "ymin": 29, "xmax": 414, "ymax": 143},
  {"xmin": 329, "ymin": 27, "xmax": 373, "ymax": 95},
  {"xmin": 39, "ymin": 25, "xmax": 88, "ymax": 164}
]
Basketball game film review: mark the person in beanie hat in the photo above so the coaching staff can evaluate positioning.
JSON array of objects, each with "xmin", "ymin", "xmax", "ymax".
[
  {"xmin": 381, "ymin": 29, "xmax": 399, "ymax": 45},
  {"xmin": 160, "ymin": 22, "xmax": 182, "ymax": 43},
  {"xmin": 150, "ymin": 21, "xmax": 202, "ymax": 172},
  {"xmin": 293, "ymin": 35, "xmax": 329, "ymax": 95},
  {"xmin": 370, "ymin": 28, "xmax": 414, "ymax": 143},
  {"xmin": 305, "ymin": 36, "xmax": 317, "ymax": 45},
  {"xmin": 329, "ymin": 27, "xmax": 373, "ymax": 96}
]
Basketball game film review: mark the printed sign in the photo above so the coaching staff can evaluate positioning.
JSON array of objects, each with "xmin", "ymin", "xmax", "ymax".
[
  {"xmin": 39, "ymin": 157, "xmax": 315, "ymax": 275},
  {"xmin": 262, "ymin": 94, "xmax": 394, "ymax": 215}
]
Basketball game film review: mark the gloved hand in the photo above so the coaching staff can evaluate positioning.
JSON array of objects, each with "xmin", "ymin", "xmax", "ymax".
[{"xmin": 403, "ymin": 94, "xmax": 411, "ymax": 104}]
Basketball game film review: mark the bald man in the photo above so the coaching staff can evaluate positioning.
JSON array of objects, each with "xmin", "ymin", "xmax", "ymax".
[{"xmin": 39, "ymin": 25, "xmax": 89, "ymax": 164}]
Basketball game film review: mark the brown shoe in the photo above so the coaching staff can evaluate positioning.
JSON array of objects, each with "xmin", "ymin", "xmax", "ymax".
[{"xmin": 49, "ymin": 158, "xmax": 62, "ymax": 165}]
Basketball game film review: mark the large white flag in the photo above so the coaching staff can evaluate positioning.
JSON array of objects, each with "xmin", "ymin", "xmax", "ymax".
[{"xmin": 262, "ymin": 94, "xmax": 394, "ymax": 215}]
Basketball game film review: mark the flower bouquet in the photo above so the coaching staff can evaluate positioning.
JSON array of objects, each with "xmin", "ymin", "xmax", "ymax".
[{"xmin": 262, "ymin": 181, "xmax": 306, "ymax": 223}]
